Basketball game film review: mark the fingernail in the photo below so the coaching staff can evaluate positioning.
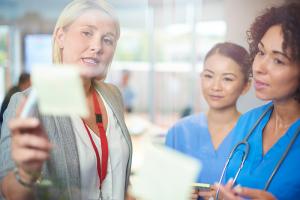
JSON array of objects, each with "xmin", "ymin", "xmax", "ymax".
[
  {"xmin": 228, "ymin": 177, "xmax": 234, "ymax": 183},
  {"xmin": 234, "ymin": 184, "xmax": 242, "ymax": 193}
]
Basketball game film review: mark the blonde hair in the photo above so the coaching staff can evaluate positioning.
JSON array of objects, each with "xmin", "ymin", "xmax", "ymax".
[{"xmin": 52, "ymin": 0, "xmax": 120, "ymax": 63}]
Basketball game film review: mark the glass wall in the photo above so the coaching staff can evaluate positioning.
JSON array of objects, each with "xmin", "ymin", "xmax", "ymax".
[
  {"xmin": 0, "ymin": 0, "xmax": 227, "ymax": 135},
  {"xmin": 107, "ymin": 0, "xmax": 226, "ymax": 134},
  {"xmin": 0, "ymin": 26, "xmax": 10, "ymax": 101}
]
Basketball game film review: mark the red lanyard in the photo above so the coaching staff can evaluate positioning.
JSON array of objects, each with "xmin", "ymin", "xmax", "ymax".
[{"xmin": 82, "ymin": 89, "xmax": 109, "ymax": 189}]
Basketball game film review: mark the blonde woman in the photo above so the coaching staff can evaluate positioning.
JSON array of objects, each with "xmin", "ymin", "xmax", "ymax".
[{"xmin": 0, "ymin": 1, "xmax": 132, "ymax": 200}]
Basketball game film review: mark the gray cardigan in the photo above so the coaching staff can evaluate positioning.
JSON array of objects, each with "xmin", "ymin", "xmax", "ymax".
[{"xmin": 0, "ymin": 82, "xmax": 132, "ymax": 200}]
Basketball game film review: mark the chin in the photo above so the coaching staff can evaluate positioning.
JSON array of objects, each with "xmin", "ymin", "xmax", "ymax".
[
  {"xmin": 209, "ymin": 103, "xmax": 227, "ymax": 110},
  {"xmin": 255, "ymin": 91, "xmax": 272, "ymax": 101}
]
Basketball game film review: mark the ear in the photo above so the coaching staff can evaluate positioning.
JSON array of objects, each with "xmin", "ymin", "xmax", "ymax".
[
  {"xmin": 241, "ymin": 79, "xmax": 252, "ymax": 95},
  {"xmin": 54, "ymin": 27, "xmax": 65, "ymax": 49}
]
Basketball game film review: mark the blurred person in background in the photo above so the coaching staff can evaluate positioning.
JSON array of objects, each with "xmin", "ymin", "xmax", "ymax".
[
  {"xmin": 165, "ymin": 42, "xmax": 251, "ymax": 200},
  {"xmin": 0, "ymin": 0, "xmax": 132, "ymax": 200},
  {"xmin": 217, "ymin": 3, "xmax": 300, "ymax": 200},
  {"xmin": 119, "ymin": 70, "xmax": 135, "ymax": 113},
  {"xmin": 0, "ymin": 73, "xmax": 31, "ymax": 132}
]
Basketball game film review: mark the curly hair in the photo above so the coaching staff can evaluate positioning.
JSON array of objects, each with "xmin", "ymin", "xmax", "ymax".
[
  {"xmin": 204, "ymin": 42, "xmax": 251, "ymax": 83},
  {"xmin": 247, "ymin": 3, "xmax": 300, "ymax": 102}
]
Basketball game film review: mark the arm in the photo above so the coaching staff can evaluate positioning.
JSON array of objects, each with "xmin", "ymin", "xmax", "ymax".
[
  {"xmin": 216, "ymin": 179, "xmax": 276, "ymax": 200},
  {"xmin": 0, "ymin": 93, "xmax": 52, "ymax": 200}
]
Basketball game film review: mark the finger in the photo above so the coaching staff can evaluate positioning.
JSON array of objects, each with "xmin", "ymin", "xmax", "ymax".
[
  {"xmin": 198, "ymin": 190, "xmax": 213, "ymax": 197},
  {"xmin": 13, "ymin": 147, "xmax": 50, "ymax": 163},
  {"xmin": 242, "ymin": 187, "xmax": 262, "ymax": 197},
  {"xmin": 233, "ymin": 185, "xmax": 242, "ymax": 194},
  {"xmin": 14, "ymin": 134, "xmax": 52, "ymax": 151},
  {"xmin": 224, "ymin": 178, "xmax": 234, "ymax": 190},
  {"xmin": 218, "ymin": 184, "xmax": 241, "ymax": 200},
  {"xmin": 210, "ymin": 184, "xmax": 217, "ymax": 191},
  {"xmin": 190, "ymin": 193, "xmax": 198, "ymax": 200},
  {"xmin": 9, "ymin": 118, "xmax": 40, "ymax": 134},
  {"xmin": 237, "ymin": 187, "xmax": 274, "ymax": 199}
]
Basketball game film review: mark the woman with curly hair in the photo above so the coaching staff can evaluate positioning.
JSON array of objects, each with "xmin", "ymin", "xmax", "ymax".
[{"xmin": 215, "ymin": 3, "xmax": 300, "ymax": 200}]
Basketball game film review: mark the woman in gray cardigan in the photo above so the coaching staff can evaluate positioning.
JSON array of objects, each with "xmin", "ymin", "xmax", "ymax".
[{"xmin": 0, "ymin": 1, "xmax": 132, "ymax": 199}]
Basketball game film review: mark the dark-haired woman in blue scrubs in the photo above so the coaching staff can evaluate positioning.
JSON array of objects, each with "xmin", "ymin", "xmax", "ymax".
[
  {"xmin": 217, "ymin": 3, "xmax": 300, "ymax": 200},
  {"xmin": 165, "ymin": 42, "xmax": 251, "ymax": 200}
]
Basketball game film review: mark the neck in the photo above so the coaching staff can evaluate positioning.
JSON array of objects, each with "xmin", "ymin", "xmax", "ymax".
[
  {"xmin": 82, "ymin": 78, "xmax": 93, "ymax": 97},
  {"xmin": 207, "ymin": 106, "xmax": 240, "ymax": 125},
  {"xmin": 272, "ymin": 100, "xmax": 300, "ymax": 126}
]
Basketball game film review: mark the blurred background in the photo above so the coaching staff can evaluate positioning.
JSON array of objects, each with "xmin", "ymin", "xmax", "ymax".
[{"xmin": 0, "ymin": 0, "xmax": 295, "ymax": 139}]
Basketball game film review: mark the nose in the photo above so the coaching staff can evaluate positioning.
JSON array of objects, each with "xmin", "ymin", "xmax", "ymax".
[
  {"xmin": 90, "ymin": 40, "xmax": 103, "ymax": 54},
  {"xmin": 253, "ymin": 55, "xmax": 268, "ymax": 75},
  {"xmin": 211, "ymin": 77, "xmax": 222, "ymax": 91}
]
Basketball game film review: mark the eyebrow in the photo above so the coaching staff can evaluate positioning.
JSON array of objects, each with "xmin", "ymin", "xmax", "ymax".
[
  {"xmin": 223, "ymin": 73, "xmax": 237, "ymax": 78},
  {"xmin": 258, "ymin": 41, "xmax": 291, "ymax": 60},
  {"xmin": 82, "ymin": 25, "xmax": 117, "ymax": 38},
  {"xmin": 203, "ymin": 69, "xmax": 238, "ymax": 77},
  {"xmin": 203, "ymin": 69, "xmax": 214, "ymax": 74}
]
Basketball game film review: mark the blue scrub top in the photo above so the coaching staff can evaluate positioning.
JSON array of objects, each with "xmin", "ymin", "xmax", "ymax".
[
  {"xmin": 165, "ymin": 112, "xmax": 236, "ymax": 184},
  {"xmin": 225, "ymin": 102, "xmax": 300, "ymax": 200}
]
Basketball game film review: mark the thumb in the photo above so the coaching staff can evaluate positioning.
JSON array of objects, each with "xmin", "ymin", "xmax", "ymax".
[{"xmin": 237, "ymin": 187, "xmax": 261, "ymax": 198}]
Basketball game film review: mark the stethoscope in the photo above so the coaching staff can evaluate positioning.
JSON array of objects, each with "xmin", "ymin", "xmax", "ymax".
[{"xmin": 215, "ymin": 105, "xmax": 300, "ymax": 200}]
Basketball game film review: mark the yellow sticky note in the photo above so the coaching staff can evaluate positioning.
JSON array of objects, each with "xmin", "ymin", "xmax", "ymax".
[{"xmin": 32, "ymin": 64, "xmax": 88, "ymax": 117}]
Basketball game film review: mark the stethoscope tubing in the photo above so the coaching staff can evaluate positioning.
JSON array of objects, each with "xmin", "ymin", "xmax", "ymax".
[{"xmin": 215, "ymin": 105, "xmax": 300, "ymax": 199}]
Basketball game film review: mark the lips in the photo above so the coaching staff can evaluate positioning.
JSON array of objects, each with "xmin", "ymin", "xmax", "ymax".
[
  {"xmin": 209, "ymin": 94, "xmax": 224, "ymax": 100},
  {"xmin": 81, "ymin": 57, "xmax": 100, "ymax": 66},
  {"xmin": 254, "ymin": 79, "xmax": 269, "ymax": 90}
]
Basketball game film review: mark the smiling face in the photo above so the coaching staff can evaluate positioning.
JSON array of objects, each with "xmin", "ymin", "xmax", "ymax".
[
  {"xmin": 55, "ymin": 9, "xmax": 118, "ymax": 80},
  {"xmin": 201, "ymin": 53, "xmax": 249, "ymax": 110},
  {"xmin": 252, "ymin": 25, "xmax": 300, "ymax": 103}
]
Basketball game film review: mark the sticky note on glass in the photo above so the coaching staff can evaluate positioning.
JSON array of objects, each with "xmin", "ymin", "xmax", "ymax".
[
  {"xmin": 131, "ymin": 144, "xmax": 201, "ymax": 200},
  {"xmin": 31, "ymin": 65, "xmax": 88, "ymax": 117}
]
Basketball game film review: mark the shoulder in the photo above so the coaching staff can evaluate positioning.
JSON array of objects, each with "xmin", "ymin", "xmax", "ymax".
[
  {"xmin": 5, "ymin": 86, "xmax": 20, "ymax": 96},
  {"xmin": 165, "ymin": 112, "xmax": 208, "ymax": 148},
  {"xmin": 238, "ymin": 102, "xmax": 273, "ymax": 123},
  {"xmin": 96, "ymin": 81, "xmax": 122, "ymax": 99},
  {"xmin": 175, "ymin": 112, "xmax": 206, "ymax": 127},
  {"xmin": 2, "ymin": 88, "xmax": 35, "ymax": 124},
  {"xmin": 231, "ymin": 102, "xmax": 273, "ymax": 140},
  {"xmin": 166, "ymin": 113, "xmax": 206, "ymax": 136}
]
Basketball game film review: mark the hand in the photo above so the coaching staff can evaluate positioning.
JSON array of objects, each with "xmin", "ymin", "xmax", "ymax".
[
  {"xmin": 125, "ymin": 192, "xmax": 137, "ymax": 200},
  {"xmin": 216, "ymin": 179, "xmax": 276, "ymax": 200},
  {"xmin": 9, "ymin": 98, "xmax": 52, "ymax": 182},
  {"xmin": 198, "ymin": 186, "xmax": 216, "ymax": 200},
  {"xmin": 191, "ymin": 188, "xmax": 199, "ymax": 200}
]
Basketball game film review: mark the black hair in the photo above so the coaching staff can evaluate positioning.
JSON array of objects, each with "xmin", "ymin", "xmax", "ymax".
[
  {"xmin": 247, "ymin": 3, "xmax": 300, "ymax": 102},
  {"xmin": 204, "ymin": 42, "xmax": 251, "ymax": 82},
  {"xmin": 18, "ymin": 73, "xmax": 30, "ymax": 85}
]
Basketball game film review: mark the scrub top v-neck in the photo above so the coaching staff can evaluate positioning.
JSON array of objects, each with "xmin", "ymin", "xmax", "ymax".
[
  {"xmin": 225, "ymin": 103, "xmax": 300, "ymax": 200},
  {"xmin": 165, "ymin": 112, "xmax": 236, "ymax": 184}
]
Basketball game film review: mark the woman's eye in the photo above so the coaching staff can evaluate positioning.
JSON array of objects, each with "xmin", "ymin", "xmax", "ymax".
[
  {"xmin": 103, "ymin": 37, "xmax": 114, "ymax": 45},
  {"xmin": 224, "ymin": 77, "xmax": 233, "ymax": 82},
  {"xmin": 257, "ymin": 49, "xmax": 265, "ymax": 56},
  {"xmin": 203, "ymin": 74, "xmax": 212, "ymax": 78},
  {"xmin": 82, "ymin": 31, "xmax": 92, "ymax": 37},
  {"xmin": 273, "ymin": 58, "xmax": 285, "ymax": 65}
]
